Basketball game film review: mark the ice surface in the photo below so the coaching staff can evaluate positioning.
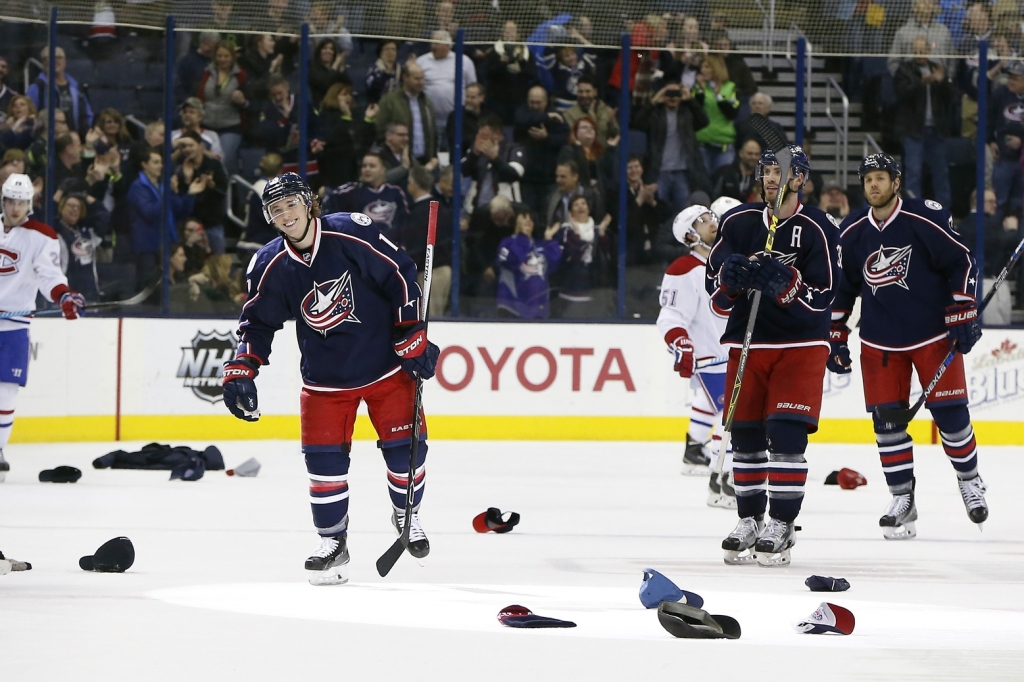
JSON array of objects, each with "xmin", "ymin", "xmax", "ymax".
[{"xmin": 1, "ymin": 439, "xmax": 1022, "ymax": 680}]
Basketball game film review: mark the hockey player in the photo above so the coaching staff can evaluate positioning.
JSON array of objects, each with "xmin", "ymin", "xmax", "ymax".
[
  {"xmin": 830, "ymin": 153, "xmax": 987, "ymax": 539},
  {"xmin": 0, "ymin": 173, "xmax": 85, "ymax": 482},
  {"xmin": 221, "ymin": 172, "xmax": 440, "ymax": 585},
  {"xmin": 706, "ymin": 146, "xmax": 839, "ymax": 566},
  {"xmin": 656, "ymin": 204, "xmax": 735, "ymax": 509}
]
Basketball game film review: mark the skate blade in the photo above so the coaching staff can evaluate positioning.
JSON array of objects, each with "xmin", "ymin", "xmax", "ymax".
[
  {"xmin": 706, "ymin": 492, "xmax": 738, "ymax": 509},
  {"xmin": 756, "ymin": 549, "xmax": 791, "ymax": 567},
  {"xmin": 307, "ymin": 561, "xmax": 350, "ymax": 586},
  {"xmin": 882, "ymin": 522, "xmax": 917, "ymax": 541},
  {"xmin": 0, "ymin": 560, "xmax": 11, "ymax": 575},
  {"xmin": 723, "ymin": 549, "xmax": 758, "ymax": 566},
  {"xmin": 0, "ymin": 471, "xmax": 6, "ymax": 483},
  {"xmin": 681, "ymin": 463, "xmax": 710, "ymax": 477}
]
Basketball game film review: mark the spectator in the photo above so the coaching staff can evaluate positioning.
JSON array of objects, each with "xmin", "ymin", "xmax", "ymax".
[
  {"xmin": 693, "ymin": 54, "xmax": 739, "ymax": 172},
  {"xmin": 558, "ymin": 116, "xmax": 616, "ymax": 191},
  {"xmin": 563, "ymin": 75, "xmax": 619, "ymax": 147},
  {"xmin": 127, "ymin": 148, "xmax": 199, "ymax": 283},
  {"xmin": 240, "ymin": 152, "xmax": 283, "ymax": 250},
  {"xmin": 127, "ymin": 120, "xmax": 165, "ymax": 183},
  {"xmin": 894, "ymin": 36, "xmax": 956, "ymax": 208},
  {"xmin": 464, "ymin": 195, "xmax": 516, "ymax": 300},
  {"xmin": 0, "ymin": 95, "xmax": 36, "ymax": 151},
  {"xmin": 264, "ymin": 0, "xmax": 300, "ymax": 75},
  {"xmin": 306, "ymin": 1, "xmax": 353, "ymax": 57},
  {"xmin": 55, "ymin": 194, "xmax": 103, "ymax": 300},
  {"xmin": 496, "ymin": 204, "xmax": 562, "ymax": 318},
  {"xmin": 621, "ymin": 153, "xmax": 672, "ymax": 267},
  {"xmin": 609, "ymin": 14, "xmax": 668, "ymax": 108},
  {"xmin": 322, "ymin": 152, "xmax": 409, "ymax": 242},
  {"xmin": 663, "ymin": 15, "xmax": 707, "ymax": 90},
  {"xmin": 709, "ymin": 31, "xmax": 758, "ymax": 99},
  {"xmin": 431, "ymin": 0, "xmax": 459, "ymax": 36},
  {"xmin": 462, "ymin": 113, "xmax": 526, "ymax": 212},
  {"xmin": 544, "ymin": 160, "xmax": 608, "ymax": 232},
  {"xmin": 2, "ymin": 149, "xmax": 26, "ymax": 175},
  {"xmin": 176, "ymin": 31, "xmax": 220, "ymax": 104},
  {"xmin": 404, "ymin": 164, "xmax": 453, "ymax": 316},
  {"xmin": 255, "ymin": 75, "xmax": 315, "ymax": 172},
  {"xmin": 959, "ymin": 188, "xmax": 1019, "ymax": 323},
  {"xmin": 888, "ymin": 0, "xmax": 955, "ymax": 75},
  {"xmin": 53, "ymin": 132, "xmax": 86, "ymax": 194},
  {"xmin": 239, "ymin": 34, "xmax": 284, "ymax": 103},
  {"xmin": 366, "ymin": 40, "xmax": 402, "ymax": 105},
  {"xmin": 988, "ymin": 61, "xmax": 1024, "ymax": 217},
  {"xmin": 188, "ymin": 253, "xmax": 246, "ymax": 308},
  {"xmin": 207, "ymin": 1, "xmax": 239, "ymax": 44},
  {"xmin": 433, "ymin": 163, "xmax": 454, "ymax": 208},
  {"xmin": 446, "ymin": 82, "xmax": 485, "ymax": 156},
  {"xmin": 309, "ymin": 37, "xmax": 348, "ymax": 107},
  {"xmin": 553, "ymin": 195, "xmax": 612, "ymax": 318},
  {"xmin": 26, "ymin": 109, "xmax": 69, "ymax": 178},
  {"xmin": 171, "ymin": 98, "xmax": 225, "ymax": 161},
  {"xmin": 172, "ymin": 131, "xmax": 229, "ymax": 254},
  {"xmin": 197, "ymin": 39, "xmax": 249, "ymax": 175},
  {"xmin": 0, "ymin": 56, "xmax": 15, "ymax": 116},
  {"xmin": 85, "ymin": 108, "xmax": 133, "ymax": 166},
  {"xmin": 376, "ymin": 63, "xmax": 438, "ymax": 166},
  {"xmin": 955, "ymin": 2, "xmax": 995, "ymax": 140},
  {"xmin": 514, "ymin": 86, "xmax": 569, "ymax": 216},
  {"xmin": 482, "ymin": 20, "xmax": 538, "ymax": 126},
  {"xmin": 417, "ymin": 30, "xmax": 477, "ymax": 146},
  {"xmin": 376, "ymin": 121, "xmax": 414, "ymax": 186},
  {"xmin": 632, "ymin": 82, "xmax": 711, "ymax": 214},
  {"xmin": 735, "ymin": 93, "xmax": 787, "ymax": 149},
  {"xmin": 958, "ymin": 2, "xmax": 993, "ymax": 53},
  {"xmin": 313, "ymin": 81, "xmax": 376, "ymax": 189},
  {"xmin": 181, "ymin": 218, "xmax": 212, "ymax": 274},
  {"xmin": 169, "ymin": 243, "xmax": 191, "ymax": 286},
  {"xmin": 549, "ymin": 45, "xmax": 596, "ymax": 112},
  {"xmin": 818, "ymin": 180, "xmax": 852, "ymax": 221},
  {"xmin": 713, "ymin": 137, "xmax": 762, "ymax": 202}
]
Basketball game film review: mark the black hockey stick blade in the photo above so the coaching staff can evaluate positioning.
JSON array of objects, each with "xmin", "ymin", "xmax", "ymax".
[
  {"xmin": 747, "ymin": 113, "xmax": 789, "ymax": 153},
  {"xmin": 376, "ymin": 535, "xmax": 407, "ymax": 577}
]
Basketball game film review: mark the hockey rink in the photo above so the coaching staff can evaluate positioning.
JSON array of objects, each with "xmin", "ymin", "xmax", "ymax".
[{"xmin": 1, "ymin": 438, "xmax": 1022, "ymax": 681}]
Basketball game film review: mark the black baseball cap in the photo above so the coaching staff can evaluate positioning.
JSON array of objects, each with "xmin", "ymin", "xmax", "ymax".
[{"xmin": 80, "ymin": 536, "xmax": 135, "ymax": 572}]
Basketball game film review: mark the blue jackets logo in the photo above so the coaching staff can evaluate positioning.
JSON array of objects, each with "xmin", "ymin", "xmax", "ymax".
[
  {"xmin": 301, "ymin": 272, "xmax": 361, "ymax": 335},
  {"xmin": 178, "ymin": 330, "xmax": 237, "ymax": 403},
  {"xmin": 864, "ymin": 244, "xmax": 913, "ymax": 294}
]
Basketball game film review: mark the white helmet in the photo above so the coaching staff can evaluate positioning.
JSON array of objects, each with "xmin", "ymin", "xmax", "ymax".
[
  {"xmin": 672, "ymin": 205, "xmax": 714, "ymax": 244},
  {"xmin": 1, "ymin": 173, "xmax": 34, "ymax": 220},
  {"xmin": 710, "ymin": 196, "xmax": 741, "ymax": 222}
]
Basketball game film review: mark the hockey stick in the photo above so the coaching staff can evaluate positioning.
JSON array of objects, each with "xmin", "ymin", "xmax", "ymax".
[
  {"xmin": 377, "ymin": 201, "xmax": 438, "ymax": 578},
  {"xmin": 695, "ymin": 357, "xmax": 729, "ymax": 370},
  {"xmin": 875, "ymin": 233, "xmax": 1024, "ymax": 425},
  {"xmin": 0, "ymin": 283, "xmax": 158, "ymax": 319},
  {"xmin": 713, "ymin": 115, "xmax": 791, "ymax": 480}
]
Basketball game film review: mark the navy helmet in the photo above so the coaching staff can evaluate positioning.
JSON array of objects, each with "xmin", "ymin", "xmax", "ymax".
[
  {"xmin": 859, "ymin": 153, "xmax": 901, "ymax": 184},
  {"xmin": 755, "ymin": 144, "xmax": 812, "ymax": 182},
  {"xmin": 261, "ymin": 172, "xmax": 312, "ymax": 223}
]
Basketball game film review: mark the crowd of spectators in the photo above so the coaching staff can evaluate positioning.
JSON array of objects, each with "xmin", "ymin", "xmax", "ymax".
[{"xmin": 0, "ymin": 0, "xmax": 1022, "ymax": 318}]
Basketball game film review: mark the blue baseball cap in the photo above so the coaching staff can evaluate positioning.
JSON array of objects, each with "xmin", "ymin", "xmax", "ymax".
[{"xmin": 640, "ymin": 568, "xmax": 704, "ymax": 609}]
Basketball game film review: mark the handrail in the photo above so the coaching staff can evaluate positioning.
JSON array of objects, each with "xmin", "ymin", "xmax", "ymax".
[
  {"xmin": 23, "ymin": 57, "xmax": 43, "ymax": 97},
  {"xmin": 825, "ymin": 76, "xmax": 850, "ymax": 186},
  {"xmin": 226, "ymin": 173, "xmax": 258, "ymax": 231},
  {"xmin": 125, "ymin": 114, "xmax": 148, "ymax": 136},
  {"xmin": 863, "ymin": 132, "xmax": 883, "ymax": 157},
  {"xmin": 786, "ymin": 24, "xmax": 813, "ymax": 139},
  {"xmin": 753, "ymin": 0, "xmax": 774, "ymax": 72}
]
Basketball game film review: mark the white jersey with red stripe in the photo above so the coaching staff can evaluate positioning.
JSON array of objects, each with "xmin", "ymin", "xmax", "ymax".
[
  {"xmin": 0, "ymin": 219, "xmax": 69, "ymax": 332},
  {"xmin": 656, "ymin": 251, "xmax": 728, "ymax": 373}
]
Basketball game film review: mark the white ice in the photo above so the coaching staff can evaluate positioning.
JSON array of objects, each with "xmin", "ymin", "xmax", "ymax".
[{"xmin": 1, "ymin": 439, "xmax": 1022, "ymax": 681}]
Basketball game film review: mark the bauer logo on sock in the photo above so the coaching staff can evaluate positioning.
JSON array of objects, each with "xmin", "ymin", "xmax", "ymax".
[{"xmin": 794, "ymin": 602, "xmax": 855, "ymax": 635}]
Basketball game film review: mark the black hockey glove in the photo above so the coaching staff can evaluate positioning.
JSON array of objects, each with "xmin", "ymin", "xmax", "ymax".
[
  {"xmin": 751, "ymin": 256, "xmax": 802, "ymax": 306},
  {"xmin": 720, "ymin": 254, "xmax": 758, "ymax": 291},
  {"xmin": 945, "ymin": 301, "xmax": 982, "ymax": 354},
  {"xmin": 394, "ymin": 323, "xmax": 441, "ymax": 380},
  {"xmin": 827, "ymin": 321, "xmax": 852, "ymax": 374},
  {"xmin": 222, "ymin": 357, "xmax": 260, "ymax": 421}
]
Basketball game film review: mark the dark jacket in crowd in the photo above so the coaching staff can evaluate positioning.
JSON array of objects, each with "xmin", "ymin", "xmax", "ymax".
[
  {"xmin": 404, "ymin": 194, "xmax": 453, "ymax": 269},
  {"xmin": 988, "ymin": 85, "xmax": 1024, "ymax": 161},
  {"xmin": 893, "ymin": 59, "xmax": 958, "ymax": 138},
  {"xmin": 316, "ymin": 108, "xmax": 375, "ymax": 187},
  {"xmin": 513, "ymin": 106, "xmax": 569, "ymax": 185},
  {"xmin": 174, "ymin": 154, "xmax": 228, "ymax": 229},
  {"xmin": 620, "ymin": 182, "xmax": 673, "ymax": 266},
  {"xmin": 483, "ymin": 45, "xmax": 539, "ymax": 126},
  {"xmin": 631, "ymin": 100, "xmax": 711, "ymax": 193}
]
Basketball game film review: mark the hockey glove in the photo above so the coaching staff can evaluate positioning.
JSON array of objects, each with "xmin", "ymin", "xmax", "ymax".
[
  {"xmin": 720, "ymin": 254, "xmax": 758, "ymax": 291},
  {"xmin": 222, "ymin": 357, "xmax": 260, "ymax": 421},
  {"xmin": 53, "ymin": 285, "xmax": 86, "ymax": 320},
  {"xmin": 945, "ymin": 301, "xmax": 982, "ymax": 354},
  {"xmin": 827, "ymin": 321, "xmax": 852, "ymax": 374},
  {"xmin": 394, "ymin": 322, "xmax": 441, "ymax": 380},
  {"xmin": 665, "ymin": 328, "xmax": 696, "ymax": 378},
  {"xmin": 751, "ymin": 256, "xmax": 803, "ymax": 306}
]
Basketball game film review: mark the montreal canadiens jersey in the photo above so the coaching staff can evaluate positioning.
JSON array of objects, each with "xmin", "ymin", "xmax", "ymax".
[
  {"xmin": 706, "ymin": 202, "xmax": 840, "ymax": 349},
  {"xmin": 0, "ymin": 219, "xmax": 70, "ymax": 333},
  {"xmin": 235, "ymin": 212, "xmax": 422, "ymax": 391},
  {"xmin": 835, "ymin": 197, "xmax": 978, "ymax": 351},
  {"xmin": 656, "ymin": 251, "xmax": 728, "ymax": 372},
  {"xmin": 321, "ymin": 182, "xmax": 410, "ymax": 244}
]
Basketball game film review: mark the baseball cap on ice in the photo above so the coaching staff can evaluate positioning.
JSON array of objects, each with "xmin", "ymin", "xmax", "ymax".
[
  {"xmin": 79, "ymin": 536, "xmax": 135, "ymax": 573},
  {"xmin": 639, "ymin": 568, "xmax": 704, "ymax": 609},
  {"xmin": 794, "ymin": 602, "xmax": 855, "ymax": 635}
]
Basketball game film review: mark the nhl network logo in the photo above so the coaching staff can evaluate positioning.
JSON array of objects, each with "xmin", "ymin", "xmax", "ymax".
[{"xmin": 177, "ymin": 330, "xmax": 238, "ymax": 403}]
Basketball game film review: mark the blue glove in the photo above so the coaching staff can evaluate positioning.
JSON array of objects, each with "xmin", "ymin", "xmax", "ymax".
[
  {"xmin": 945, "ymin": 301, "xmax": 982, "ymax": 354},
  {"xmin": 394, "ymin": 323, "xmax": 441, "ymax": 380},
  {"xmin": 222, "ymin": 358, "xmax": 260, "ymax": 421},
  {"xmin": 827, "ymin": 322, "xmax": 852, "ymax": 374},
  {"xmin": 751, "ymin": 256, "xmax": 803, "ymax": 306},
  {"xmin": 720, "ymin": 254, "xmax": 758, "ymax": 290}
]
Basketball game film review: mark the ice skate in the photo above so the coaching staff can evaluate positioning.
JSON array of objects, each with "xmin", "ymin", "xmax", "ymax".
[
  {"xmin": 958, "ymin": 475, "xmax": 988, "ymax": 528},
  {"xmin": 721, "ymin": 515, "xmax": 763, "ymax": 565},
  {"xmin": 754, "ymin": 518, "xmax": 796, "ymax": 567},
  {"xmin": 392, "ymin": 509, "xmax": 430, "ymax": 559},
  {"xmin": 0, "ymin": 550, "xmax": 31, "ymax": 575},
  {"xmin": 0, "ymin": 449, "xmax": 8, "ymax": 483},
  {"xmin": 305, "ymin": 535, "xmax": 350, "ymax": 586},
  {"xmin": 880, "ymin": 490, "xmax": 918, "ymax": 540},
  {"xmin": 681, "ymin": 435, "xmax": 710, "ymax": 476},
  {"xmin": 706, "ymin": 471, "xmax": 737, "ymax": 509}
]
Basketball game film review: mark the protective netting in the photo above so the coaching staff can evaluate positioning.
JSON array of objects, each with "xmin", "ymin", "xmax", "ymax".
[{"xmin": 0, "ymin": 0, "xmax": 1020, "ymax": 59}]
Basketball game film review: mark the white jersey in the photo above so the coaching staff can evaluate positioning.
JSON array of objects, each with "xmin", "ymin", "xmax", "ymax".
[
  {"xmin": 656, "ymin": 251, "xmax": 728, "ymax": 373},
  {"xmin": 0, "ymin": 219, "xmax": 69, "ymax": 332}
]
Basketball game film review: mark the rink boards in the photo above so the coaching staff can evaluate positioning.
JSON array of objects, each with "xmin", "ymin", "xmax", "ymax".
[{"xmin": 25, "ymin": 318, "xmax": 1024, "ymax": 444}]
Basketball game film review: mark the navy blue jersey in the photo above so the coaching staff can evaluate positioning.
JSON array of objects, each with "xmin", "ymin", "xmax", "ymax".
[
  {"xmin": 835, "ymin": 197, "xmax": 978, "ymax": 351},
  {"xmin": 706, "ymin": 202, "xmax": 840, "ymax": 349},
  {"xmin": 235, "ymin": 212, "xmax": 422, "ymax": 391},
  {"xmin": 322, "ymin": 182, "xmax": 410, "ymax": 245}
]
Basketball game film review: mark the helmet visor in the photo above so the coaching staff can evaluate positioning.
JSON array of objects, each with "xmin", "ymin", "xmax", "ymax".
[{"xmin": 264, "ymin": 195, "xmax": 307, "ymax": 228}]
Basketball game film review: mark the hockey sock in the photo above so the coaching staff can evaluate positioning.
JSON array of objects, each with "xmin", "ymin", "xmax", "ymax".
[
  {"xmin": 731, "ymin": 427, "xmax": 768, "ymax": 518},
  {"xmin": 0, "ymin": 382, "xmax": 18, "ymax": 451},
  {"xmin": 766, "ymin": 419, "xmax": 808, "ymax": 523},
  {"xmin": 382, "ymin": 438, "xmax": 428, "ymax": 511},
  {"xmin": 303, "ymin": 445, "xmax": 351, "ymax": 536},
  {"xmin": 931, "ymin": 406, "xmax": 979, "ymax": 480},
  {"xmin": 688, "ymin": 406, "xmax": 716, "ymax": 444},
  {"xmin": 873, "ymin": 415, "xmax": 914, "ymax": 494}
]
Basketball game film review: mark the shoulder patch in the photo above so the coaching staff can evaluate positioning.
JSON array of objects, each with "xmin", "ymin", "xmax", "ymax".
[
  {"xmin": 350, "ymin": 212, "xmax": 372, "ymax": 226},
  {"xmin": 924, "ymin": 200, "xmax": 943, "ymax": 211}
]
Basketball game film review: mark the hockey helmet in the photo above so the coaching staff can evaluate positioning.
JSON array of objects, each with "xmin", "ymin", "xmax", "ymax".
[
  {"xmin": 858, "ymin": 153, "xmax": 901, "ymax": 184},
  {"xmin": 261, "ymin": 172, "xmax": 312, "ymax": 223},
  {"xmin": 672, "ymin": 205, "xmax": 715, "ymax": 244},
  {"xmin": 1, "ymin": 173, "xmax": 34, "ymax": 218},
  {"xmin": 709, "ymin": 196, "xmax": 741, "ymax": 221},
  {"xmin": 755, "ymin": 145, "xmax": 811, "ymax": 182}
]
